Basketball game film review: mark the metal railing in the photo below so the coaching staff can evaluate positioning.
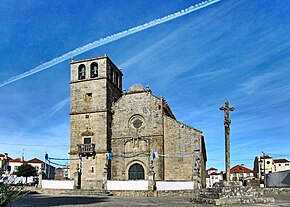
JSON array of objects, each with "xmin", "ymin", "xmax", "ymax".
[{"xmin": 78, "ymin": 144, "xmax": 95, "ymax": 154}]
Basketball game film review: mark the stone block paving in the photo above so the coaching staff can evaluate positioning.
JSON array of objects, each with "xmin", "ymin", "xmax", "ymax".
[{"xmin": 11, "ymin": 194, "xmax": 290, "ymax": 207}]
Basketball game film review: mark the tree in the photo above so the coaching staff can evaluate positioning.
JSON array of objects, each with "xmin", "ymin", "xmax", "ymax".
[{"xmin": 14, "ymin": 163, "xmax": 37, "ymax": 184}]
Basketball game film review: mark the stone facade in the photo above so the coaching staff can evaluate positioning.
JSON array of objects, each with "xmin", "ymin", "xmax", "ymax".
[{"xmin": 70, "ymin": 56, "xmax": 207, "ymax": 189}]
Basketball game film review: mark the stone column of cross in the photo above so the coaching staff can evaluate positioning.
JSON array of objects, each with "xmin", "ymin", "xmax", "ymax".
[{"xmin": 219, "ymin": 101, "xmax": 235, "ymax": 182}]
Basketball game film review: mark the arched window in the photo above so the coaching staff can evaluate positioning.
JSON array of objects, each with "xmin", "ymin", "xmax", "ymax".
[
  {"xmin": 78, "ymin": 64, "xmax": 86, "ymax": 80},
  {"xmin": 90, "ymin": 62, "xmax": 98, "ymax": 78},
  {"xmin": 128, "ymin": 164, "xmax": 144, "ymax": 180}
]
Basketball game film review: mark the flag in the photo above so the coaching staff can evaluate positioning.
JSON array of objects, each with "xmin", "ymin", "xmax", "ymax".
[
  {"xmin": 106, "ymin": 153, "xmax": 113, "ymax": 160},
  {"xmin": 152, "ymin": 152, "xmax": 159, "ymax": 159}
]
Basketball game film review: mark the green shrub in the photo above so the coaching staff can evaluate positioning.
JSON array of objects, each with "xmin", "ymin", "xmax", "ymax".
[{"xmin": 0, "ymin": 183, "xmax": 24, "ymax": 206}]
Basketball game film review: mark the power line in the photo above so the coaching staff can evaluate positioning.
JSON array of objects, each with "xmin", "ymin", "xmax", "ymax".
[{"xmin": 0, "ymin": 143, "xmax": 69, "ymax": 147}]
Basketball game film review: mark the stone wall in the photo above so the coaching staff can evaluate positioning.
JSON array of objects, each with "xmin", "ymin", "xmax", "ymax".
[
  {"xmin": 164, "ymin": 116, "xmax": 202, "ymax": 183},
  {"xmin": 69, "ymin": 56, "xmax": 122, "ymax": 188},
  {"xmin": 111, "ymin": 92, "xmax": 164, "ymax": 180},
  {"xmin": 110, "ymin": 190, "xmax": 199, "ymax": 198},
  {"xmin": 263, "ymin": 188, "xmax": 290, "ymax": 195}
]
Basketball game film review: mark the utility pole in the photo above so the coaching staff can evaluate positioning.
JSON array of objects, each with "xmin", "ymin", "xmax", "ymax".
[{"xmin": 262, "ymin": 151, "xmax": 266, "ymax": 187}]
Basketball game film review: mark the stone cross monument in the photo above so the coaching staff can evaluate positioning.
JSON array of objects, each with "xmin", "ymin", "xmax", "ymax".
[{"xmin": 219, "ymin": 101, "xmax": 234, "ymax": 182}]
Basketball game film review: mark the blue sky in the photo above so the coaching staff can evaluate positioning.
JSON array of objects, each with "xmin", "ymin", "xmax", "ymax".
[{"xmin": 0, "ymin": 0, "xmax": 289, "ymax": 171}]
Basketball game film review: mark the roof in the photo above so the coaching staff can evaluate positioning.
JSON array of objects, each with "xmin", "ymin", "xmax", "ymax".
[
  {"xmin": 9, "ymin": 158, "xmax": 24, "ymax": 163},
  {"xmin": 273, "ymin": 159, "xmax": 289, "ymax": 163},
  {"xmin": 210, "ymin": 172, "xmax": 220, "ymax": 175},
  {"xmin": 0, "ymin": 154, "xmax": 11, "ymax": 160},
  {"xmin": 207, "ymin": 167, "xmax": 217, "ymax": 171},
  {"xmin": 128, "ymin": 84, "xmax": 146, "ymax": 93},
  {"xmin": 27, "ymin": 158, "xmax": 44, "ymax": 164},
  {"xmin": 261, "ymin": 155, "xmax": 272, "ymax": 159},
  {"xmin": 230, "ymin": 165, "xmax": 253, "ymax": 173}
]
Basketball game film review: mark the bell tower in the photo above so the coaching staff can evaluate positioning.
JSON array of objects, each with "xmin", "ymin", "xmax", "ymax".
[{"xmin": 69, "ymin": 55, "xmax": 122, "ymax": 189}]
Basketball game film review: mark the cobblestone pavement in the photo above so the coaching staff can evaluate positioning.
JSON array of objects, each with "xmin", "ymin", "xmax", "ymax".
[{"xmin": 10, "ymin": 194, "xmax": 290, "ymax": 207}]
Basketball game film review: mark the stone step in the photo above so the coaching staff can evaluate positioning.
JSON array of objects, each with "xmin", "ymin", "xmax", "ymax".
[
  {"xmin": 60, "ymin": 189, "xmax": 113, "ymax": 196},
  {"xmin": 37, "ymin": 189, "xmax": 113, "ymax": 196}
]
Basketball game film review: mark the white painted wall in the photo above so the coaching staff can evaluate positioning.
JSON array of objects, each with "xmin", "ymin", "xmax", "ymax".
[
  {"xmin": 156, "ymin": 181, "xmax": 194, "ymax": 191},
  {"xmin": 42, "ymin": 180, "xmax": 74, "ymax": 189},
  {"xmin": 107, "ymin": 180, "xmax": 149, "ymax": 190}
]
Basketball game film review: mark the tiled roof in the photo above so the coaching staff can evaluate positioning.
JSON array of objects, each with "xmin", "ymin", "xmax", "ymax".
[
  {"xmin": 207, "ymin": 167, "xmax": 217, "ymax": 171},
  {"xmin": 260, "ymin": 155, "xmax": 272, "ymax": 159},
  {"xmin": 27, "ymin": 158, "xmax": 44, "ymax": 164},
  {"xmin": 273, "ymin": 159, "xmax": 289, "ymax": 163},
  {"xmin": 9, "ymin": 158, "xmax": 24, "ymax": 163},
  {"xmin": 230, "ymin": 165, "xmax": 253, "ymax": 173},
  {"xmin": 210, "ymin": 172, "xmax": 220, "ymax": 175}
]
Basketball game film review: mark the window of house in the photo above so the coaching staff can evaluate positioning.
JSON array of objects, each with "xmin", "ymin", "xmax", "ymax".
[
  {"xmin": 84, "ymin": 138, "xmax": 91, "ymax": 144},
  {"xmin": 285, "ymin": 163, "xmax": 289, "ymax": 166},
  {"xmin": 78, "ymin": 64, "xmax": 86, "ymax": 80},
  {"xmin": 266, "ymin": 161, "xmax": 270, "ymax": 164},
  {"xmin": 113, "ymin": 71, "xmax": 117, "ymax": 85},
  {"xmin": 91, "ymin": 167, "xmax": 94, "ymax": 173},
  {"xmin": 240, "ymin": 173, "xmax": 244, "ymax": 177},
  {"xmin": 110, "ymin": 66, "xmax": 113, "ymax": 81},
  {"xmin": 247, "ymin": 173, "xmax": 250, "ymax": 176},
  {"xmin": 115, "ymin": 73, "xmax": 119, "ymax": 86},
  {"xmin": 90, "ymin": 62, "xmax": 98, "ymax": 78},
  {"xmin": 85, "ymin": 93, "xmax": 92, "ymax": 102}
]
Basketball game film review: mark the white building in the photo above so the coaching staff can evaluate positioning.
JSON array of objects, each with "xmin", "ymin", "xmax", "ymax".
[
  {"xmin": 254, "ymin": 155, "xmax": 290, "ymax": 184},
  {"xmin": 6, "ymin": 157, "xmax": 55, "ymax": 180},
  {"xmin": 206, "ymin": 167, "xmax": 223, "ymax": 188},
  {"xmin": 273, "ymin": 159, "xmax": 290, "ymax": 172}
]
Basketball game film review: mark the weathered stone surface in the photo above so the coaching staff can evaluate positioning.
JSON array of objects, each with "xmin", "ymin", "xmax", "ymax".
[
  {"xmin": 194, "ymin": 183, "xmax": 276, "ymax": 206},
  {"xmin": 70, "ymin": 56, "xmax": 206, "ymax": 189}
]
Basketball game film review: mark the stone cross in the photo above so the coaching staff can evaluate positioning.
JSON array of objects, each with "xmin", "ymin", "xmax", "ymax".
[{"xmin": 220, "ymin": 101, "xmax": 235, "ymax": 182}]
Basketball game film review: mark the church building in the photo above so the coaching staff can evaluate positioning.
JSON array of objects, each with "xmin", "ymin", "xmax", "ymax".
[{"xmin": 69, "ymin": 55, "xmax": 207, "ymax": 189}]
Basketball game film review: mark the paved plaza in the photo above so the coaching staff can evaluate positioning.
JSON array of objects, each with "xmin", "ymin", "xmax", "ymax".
[{"xmin": 10, "ymin": 194, "xmax": 290, "ymax": 207}]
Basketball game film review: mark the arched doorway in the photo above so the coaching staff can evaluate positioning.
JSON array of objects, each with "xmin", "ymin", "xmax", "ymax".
[{"xmin": 128, "ymin": 163, "xmax": 144, "ymax": 180}]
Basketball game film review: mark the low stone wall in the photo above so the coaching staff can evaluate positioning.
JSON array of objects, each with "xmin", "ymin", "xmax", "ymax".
[
  {"xmin": 110, "ymin": 190, "xmax": 199, "ymax": 197},
  {"xmin": 156, "ymin": 190, "xmax": 199, "ymax": 198},
  {"xmin": 263, "ymin": 188, "xmax": 290, "ymax": 195},
  {"xmin": 37, "ymin": 189, "xmax": 75, "ymax": 195}
]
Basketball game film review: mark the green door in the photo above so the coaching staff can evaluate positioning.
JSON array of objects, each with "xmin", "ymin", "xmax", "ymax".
[{"xmin": 128, "ymin": 164, "xmax": 144, "ymax": 180}]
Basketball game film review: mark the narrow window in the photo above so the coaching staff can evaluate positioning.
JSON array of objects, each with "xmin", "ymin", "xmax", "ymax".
[
  {"xmin": 86, "ymin": 93, "xmax": 92, "ymax": 97},
  {"xmin": 84, "ymin": 138, "xmax": 91, "ymax": 144},
  {"xmin": 78, "ymin": 64, "xmax": 86, "ymax": 80},
  {"xmin": 115, "ymin": 73, "xmax": 119, "ymax": 86},
  {"xmin": 110, "ymin": 67, "xmax": 114, "ymax": 81},
  {"xmin": 90, "ymin": 62, "xmax": 98, "ymax": 78},
  {"xmin": 92, "ymin": 167, "xmax": 94, "ymax": 173},
  {"xmin": 84, "ymin": 93, "xmax": 92, "ymax": 102},
  {"xmin": 108, "ymin": 65, "xmax": 111, "ymax": 80},
  {"xmin": 113, "ymin": 71, "xmax": 118, "ymax": 85}
]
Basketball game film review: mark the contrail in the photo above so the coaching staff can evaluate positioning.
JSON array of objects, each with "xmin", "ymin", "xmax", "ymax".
[{"xmin": 0, "ymin": 0, "xmax": 221, "ymax": 88}]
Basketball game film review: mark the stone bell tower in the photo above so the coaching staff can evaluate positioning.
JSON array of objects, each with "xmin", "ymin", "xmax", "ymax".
[{"xmin": 69, "ymin": 55, "xmax": 122, "ymax": 189}]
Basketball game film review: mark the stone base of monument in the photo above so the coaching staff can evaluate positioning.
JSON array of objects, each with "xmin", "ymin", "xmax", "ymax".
[{"xmin": 193, "ymin": 181, "xmax": 275, "ymax": 206}]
